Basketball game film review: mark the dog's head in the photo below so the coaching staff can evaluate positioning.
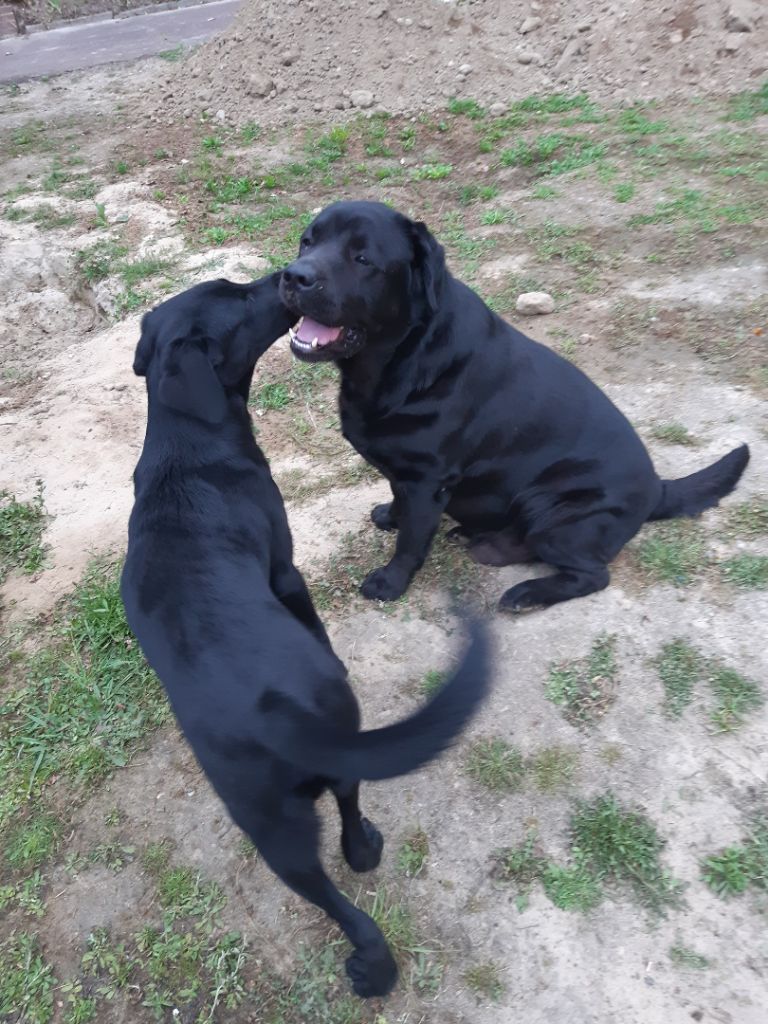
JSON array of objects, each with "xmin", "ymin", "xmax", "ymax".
[
  {"xmin": 133, "ymin": 273, "xmax": 295, "ymax": 423},
  {"xmin": 279, "ymin": 201, "xmax": 445, "ymax": 363}
]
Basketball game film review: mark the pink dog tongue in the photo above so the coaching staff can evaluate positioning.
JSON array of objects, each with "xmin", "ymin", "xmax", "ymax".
[{"xmin": 296, "ymin": 317, "xmax": 342, "ymax": 346}]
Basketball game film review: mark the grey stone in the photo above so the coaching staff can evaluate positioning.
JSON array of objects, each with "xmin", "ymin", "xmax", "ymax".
[
  {"xmin": 350, "ymin": 89, "xmax": 375, "ymax": 108},
  {"xmin": 516, "ymin": 291, "xmax": 555, "ymax": 315}
]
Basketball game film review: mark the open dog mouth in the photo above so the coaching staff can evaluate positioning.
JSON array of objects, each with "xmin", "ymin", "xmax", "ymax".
[{"xmin": 288, "ymin": 316, "xmax": 366, "ymax": 361}]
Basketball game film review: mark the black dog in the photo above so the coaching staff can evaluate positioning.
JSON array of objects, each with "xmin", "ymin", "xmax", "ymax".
[
  {"xmin": 120, "ymin": 274, "xmax": 490, "ymax": 998},
  {"xmin": 279, "ymin": 200, "xmax": 750, "ymax": 612}
]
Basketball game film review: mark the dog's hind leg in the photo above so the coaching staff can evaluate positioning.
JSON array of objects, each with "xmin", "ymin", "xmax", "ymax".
[
  {"xmin": 332, "ymin": 781, "xmax": 384, "ymax": 873},
  {"xmin": 249, "ymin": 802, "xmax": 397, "ymax": 998},
  {"xmin": 498, "ymin": 513, "xmax": 616, "ymax": 612}
]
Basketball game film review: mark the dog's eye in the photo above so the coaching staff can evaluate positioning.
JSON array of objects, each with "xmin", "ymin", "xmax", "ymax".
[
  {"xmin": 300, "ymin": 237, "xmax": 313, "ymax": 249},
  {"xmin": 355, "ymin": 254, "xmax": 370, "ymax": 266}
]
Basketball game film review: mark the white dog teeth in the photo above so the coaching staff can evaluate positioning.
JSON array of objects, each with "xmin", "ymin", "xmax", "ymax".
[
  {"xmin": 288, "ymin": 327, "xmax": 296, "ymax": 342},
  {"xmin": 311, "ymin": 338, "xmax": 318, "ymax": 349}
]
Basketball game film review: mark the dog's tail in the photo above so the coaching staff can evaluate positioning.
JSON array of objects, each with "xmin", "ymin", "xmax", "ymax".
[
  {"xmin": 648, "ymin": 444, "xmax": 750, "ymax": 522},
  {"xmin": 258, "ymin": 619, "xmax": 491, "ymax": 781}
]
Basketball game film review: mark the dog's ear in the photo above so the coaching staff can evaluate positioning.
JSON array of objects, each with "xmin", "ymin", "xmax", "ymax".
[
  {"xmin": 133, "ymin": 312, "xmax": 156, "ymax": 377},
  {"xmin": 409, "ymin": 219, "xmax": 446, "ymax": 314},
  {"xmin": 157, "ymin": 338, "xmax": 228, "ymax": 424}
]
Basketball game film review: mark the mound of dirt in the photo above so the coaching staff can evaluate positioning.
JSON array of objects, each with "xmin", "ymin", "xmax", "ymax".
[{"xmin": 162, "ymin": 0, "xmax": 767, "ymax": 125}]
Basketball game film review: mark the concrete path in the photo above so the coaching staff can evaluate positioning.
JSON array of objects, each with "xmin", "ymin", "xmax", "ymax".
[{"xmin": 0, "ymin": 0, "xmax": 241, "ymax": 83}]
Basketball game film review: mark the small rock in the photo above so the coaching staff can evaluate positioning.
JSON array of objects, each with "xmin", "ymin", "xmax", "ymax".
[
  {"xmin": 722, "ymin": 32, "xmax": 744, "ymax": 51},
  {"xmin": 668, "ymin": 29, "xmax": 683, "ymax": 44},
  {"xmin": 579, "ymin": 333, "xmax": 595, "ymax": 343},
  {"xmin": 458, "ymin": 62, "xmax": 472, "ymax": 74},
  {"xmin": 520, "ymin": 15, "xmax": 542, "ymax": 33},
  {"xmin": 516, "ymin": 291, "xmax": 555, "ymax": 315},
  {"xmin": 215, "ymin": 108, "xmax": 226, "ymax": 121},
  {"xmin": 246, "ymin": 72, "xmax": 273, "ymax": 98},
  {"xmin": 370, "ymin": 3, "xmax": 387, "ymax": 18},
  {"xmin": 350, "ymin": 89, "xmax": 375, "ymax": 108},
  {"xmin": 725, "ymin": 0, "xmax": 757, "ymax": 32},
  {"xmin": 576, "ymin": 19, "xmax": 593, "ymax": 32},
  {"xmin": 280, "ymin": 50, "xmax": 298, "ymax": 66},
  {"xmin": 489, "ymin": 101, "xmax": 507, "ymax": 116},
  {"xmin": 516, "ymin": 50, "xmax": 535, "ymax": 64}
]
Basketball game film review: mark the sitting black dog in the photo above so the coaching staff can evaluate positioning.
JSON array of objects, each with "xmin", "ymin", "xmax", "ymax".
[
  {"xmin": 121, "ymin": 273, "xmax": 490, "ymax": 998},
  {"xmin": 280, "ymin": 201, "xmax": 750, "ymax": 612}
]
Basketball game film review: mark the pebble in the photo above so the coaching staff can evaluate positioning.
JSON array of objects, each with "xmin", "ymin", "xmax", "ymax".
[
  {"xmin": 458, "ymin": 62, "xmax": 472, "ymax": 74},
  {"xmin": 215, "ymin": 109, "xmax": 226, "ymax": 121},
  {"xmin": 725, "ymin": 0, "xmax": 756, "ymax": 32},
  {"xmin": 722, "ymin": 33, "xmax": 744, "ymax": 51},
  {"xmin": 520, "ymin": 15, "xmax": 542, "ymax": 34},
  {"xmin": 489, "ymin": 101, "xmax": 507, "ymax": 116},
  {"xmin": 516, "ymin": 291, "xmax": 555, "ymax": 315},
  {"xmin": 668, "ymin": 29, "xmax": 684, "ymax": 44},
  {"xmin": 350, "ymin": 89, "xmax": 375, "ymax": 108},
  {"xmin": 246, "ymin": 72, "xmax": 273, "ymax": 98},
  {"xmin": 516, "ymin": 50, "xmax": 536, "ymax": 64}
]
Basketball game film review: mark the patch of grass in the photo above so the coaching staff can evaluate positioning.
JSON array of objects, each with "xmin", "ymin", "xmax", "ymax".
[
  {"xmin": 0, "ymin": 870, "xmax": 45, "ymax": 918},
  {"xmin": 253, "ymin": 380, "xmax": 292, "ymax": 411},
  {"xmin": 0, "ymin": 481, "xmax": 46, "ymax": 583},
  {"xmin": 614, "ymin": 182, "xmax": 635, "ymax": 203},
  {"xmin": 513, "ymin": 93, "xmax": 599, "ymax": 117},
  {"xmin": 397, "ymin": 829, "xmax": 429, "ymax": 878},
  {"xmin": 463, "ymin": 961, "xmax": 505, "ymax": 1002},
  {"xmin": 141, "ymin": 840, "xmax": 173, "ymax": 876},
  {"xmin": 0, "ymin": 561, "xmax": 169, "ymax": 836},
  {"xmin": 201, "ymin": 135, "xmax": 223, "ymax": 154},
  {"xmin": 635, "ymin": 519, "xmax": 707, "ymax": 585},
  {"xmin": 628, "ymin": 187, "xmax": 758, "ymax": 233},
  {"xmin": 708, "ymin": 664, "xmax": 763, "ymax": 732},
  {"xmin": 701, "ymin": 816, "xmax": 768, "ymax": 899},
  {"xmin": 617, "ymin": 106, "xmax": 668, "ymax": 135},
  {"xmin": 75, "ymin": 238, "xmax": 129, "ymax": 283},
  {"xmin": 669, "ymin": 941, "xmax": 710, "ymax": 970},
  {"xmin": 5, "ymin": 812, "xmax": 62, "ymax": 870},
  {"xmin": 157, "ymin": 867, "xmax": 226, "ymax": 922},
  {"xmin": 494, "ymin": 834, "xmax": 545, "ymax": 893},
  {"xmin": 725, "ymin": 80, "xmax": 768, "ymax": 122},
  {"xmin": 0, "ymin": 933, "xmax": 56, "ymax": 1022},
  {"xmin": 500, "ymin": 132, "xmax": 607, "ymax": 177},
  {"xmin": 656, "ymin": 639, "xmax": 701, "ymax": 717},
  {"xmin": 721, "ymin": 554, "xmax": 768, "ymax": 590},
  {"xmin": 158, "ymin": 44, "xmax": 186, "ymax": 62},
  {"xmin": 570, "ymin": 794, "xmax": 682, "ymax": 913},
  {"xmin": 420, "ymin": 669, "xmax": 445, "ymax": 698},
  {"xmin": 546, "ymin": 634, "xmax": 617, "ymax": 727},
  {"xmin": 541, "ymin": 863, "xmax": 602, "ymax": 912},
  {"xmin": 650, "ymin": 421, "xmax": 697, "ymax": 446},
  {"xmin": 119, "ymin": 256, "xmax": 172, "ymax": 289},
  {"xmin": 465, "ymin": 737, "xmax": 524, "ymax": 792},
  {"xmin": 724, "ymin": 496, "xmax": 768, "ymax": 538},
  {"xmin": 362, "ymin": 886, "xmax": 441, "ymax": 992},
  {"xmin": 448, "ymin": 97, "xmax": 486, "ymax": 120},
  {"xmin": 528, "ymin": 746, "xmax": 578, "ymax": 792},
  {"xmin": 411, "ymin": 162, "xmax": 453, "ymax": 181}
]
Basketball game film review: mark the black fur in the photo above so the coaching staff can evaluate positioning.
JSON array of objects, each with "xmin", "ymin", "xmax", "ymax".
[
  {"xmin": 120, "ymin": 273, "xmax": 491, "ymax": 999},
  {"xmin": 280, "ymin": 201, "xmax": 750, "ymax": 612}
]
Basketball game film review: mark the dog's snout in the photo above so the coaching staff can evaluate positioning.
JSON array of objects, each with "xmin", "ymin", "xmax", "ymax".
[{"xmin": 282, "ymin": 260, "xmax": 318, "ymax": 291}]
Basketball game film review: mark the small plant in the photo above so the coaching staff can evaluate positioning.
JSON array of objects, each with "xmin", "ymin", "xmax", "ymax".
[
  {"xmin": 465, "ymin": 737, "xmax": 524, "ymax": 792},
  {"xmin": 202, "ymin": 136, "xmax": 223, "ymax": 154},
  {"xmin": 570, "ymin": 794, "xmax": 682, "ymax": 913},
  {"xmin": 464, "ymin": 960, "xmax": 505, "ymax": 1002},
  {"xmin": 157, "ymin": 867, "xmax": 226, "ymax": 922},
  {"xmin": 724, "ymin": 496, "xmax": 768, "ymax": 538},
  {"xmin": 419, "ymin": 669, "xmax": 445, "ymax": 697},
  {"xmin": 528, "ymin": 746, "xmax": 578, "ymax": 792},
  {"xmin": 448, "ymin": 97, "xmax": 486, "ymax": 120},
  {"xmin": 158, "ymin": 44, "xmax": 186, "ymax": 62},
  {"xmin": 541, "ymin": 863, "xmax": 602, "ymax": 912},
  {"xmin": 546, "ymin": 634, "xmax": 618, "ymax": 727},
  {"xmin": 533, "ymin": 183, "xmax": 558, "ymax": 199},
  {"xmin": 241, "ymin": 121, "xmax": 261, "ymax": 143},
  {"xmin": 656, "ymin": 639, "xmax": 701, "ymax": 717},
  {"xmin": 721, "ymin": 553, "xmax": 768, "ymax": 590},
  {"xmin": 669, "ymin": 941, "xmax": 709, "ymax": 970},
  {"xmin": 412, "ymin": 163, "xmax": 453, "ymax": 181},
  {"xmin": 494, "ymin": 833, "xmax": 545, "ymax": 890},
  {"xmin": 5, "ymin": 813, "xmax": 62, "ymax": 870},
  {"xmin": 397, "ymin": 829, "xmax": 429, "ymax": 878},
  {"xmin": 708, "ymin": 664, "xmax": 763, "ymax": 732},
  {"xmin": 141, "ymin": 840, "xmax": 173, "ymax": 876},
  {"xmin": 636, "ymin": 520, "xmax": 707, "ymax": 585},
  {"xmin": 650, "ymin": 421, "xmax": 696, "ymax": 446},
  {"xmin": 75, "ymin": 239, "xmax": 129, "ymax": 283},
  {"xmin": 253, "ymin": 380, "xmax": 292, "ymax": 411},
  {"xmin": 614, "ymin": 182, "xmax": 635, "ymax": 203},
  {"xmin": 0, "ymin": 481, "xmax": 46, "ymax": 583},
  {"xmin": 0, "ymin": 933, "xmax": 56, "ymax": 1022}
]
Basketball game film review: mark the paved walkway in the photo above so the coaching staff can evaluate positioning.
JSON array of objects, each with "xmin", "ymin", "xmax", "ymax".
[{"xmin": 0, "ymin": 0, "xmax": 241, "ymax": 83}]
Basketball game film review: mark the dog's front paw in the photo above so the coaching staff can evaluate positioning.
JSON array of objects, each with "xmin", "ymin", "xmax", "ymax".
[
  {"xmin": 343, "ymin": 817, "xmax": 384, "ymax": 873},
  {"xmin": 371, "ymin": 503, "xmax": 398, "ymax": 531},
  {"xmin": 346, "ymin": 945, "xmax": 398, "ymax": 998},
  {"xmin": 360, "ymin": 566, "xmax": 408, "ymax": 602}
]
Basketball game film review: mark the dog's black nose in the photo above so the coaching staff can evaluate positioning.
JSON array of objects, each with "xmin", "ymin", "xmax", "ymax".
[{"xmin": 282, "ymin": 260, "xmax": 318, "ymax": 291}]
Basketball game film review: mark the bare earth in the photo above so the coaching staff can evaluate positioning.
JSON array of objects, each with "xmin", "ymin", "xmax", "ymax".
[{"xmin": 1, "ymin": 3, "xmax": 767, "ymax": 1023}]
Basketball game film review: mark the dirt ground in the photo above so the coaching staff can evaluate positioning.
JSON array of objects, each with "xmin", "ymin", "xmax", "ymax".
[{"xmin": 1, "ymin": 6, "xmax": 767, "ymax": 1023}]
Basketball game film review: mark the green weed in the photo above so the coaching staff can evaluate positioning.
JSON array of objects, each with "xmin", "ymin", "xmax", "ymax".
[
  {"xmin": 617, "ymin": 106, "xmax": 668, "ymax": 135},
  {"xmin": 650, "ymin": 421, "xmax": 697, "ymax": 445},
  {"xmin": 636, "ymin": 520, "xmax": 707, "ymax": 585},
  {"xmin": 420, "ymin": 669, "xmax": 445, "ymax": 698},
  {"xmin": 411, "ymin": 162, "xmax": 453, "ymax": 181},
  {"xmin": 465, "ymin": 737, "xmax": 524, "ymax": 792},
  {"xmin": 0, "ymin": 481, "xmax": 46, "ymax": 583},
  {"xmin": 721, "ymin": 554, "xmax": 768, "ymax": 589},
  {"xmin": 397, "ymin": 829, "xmax": 429, "ymax": 878},
  {"xmin": 75, "ymin": 239, "xmax": 129, "ymax": 283},
  {"xmin": 708, "ymin": 664, "xmax": 763, "ymax": 732},
  {"xmin": 669, "ymin": 941, "xmax": 710, "ymax": 970},
  {"xmin": 546, "ymin": 634, "xmax": 617, "ymax": 727},
  {"xmin": 656, "ymin": 639, "xmax": 701, "ymax": 717},
  {"xmin": 0, "ymin": 933, "xmax": 55, "ymax": 1022},
  {"xmin": 614, "ymin": 182, "xmax": 635, "ymax": 203},
  {"xmin": 5, "ymin": 813, "xmax": 62, "ymax": 870},
  {"xmin": 528, "ymin": 746, "xmax": 578, "ymax": 792},
  {"xmin": 701, "ymin": 818, "xmax": 768, "ymax": 898},
  {"xmin": 541, "ymin": 863, "xmax": 602, "ymax": 912},
  {"xmin": 158, "ymin": 44, "xmax": 186, "ymax": 62},
  {"xmin": 463, "ymin": 961, "xmax": 505, "ymax": 1002},
  {"xmin": 725, "ymin": 81, "xmax": 768, "ymax": 122},
  {"xmin": 448, "ymin": 98, "xmax": 486, "ymax": 120},
  {"xmin": 724, "ymin": 497, "xmax": 768, "ymax": 538}
]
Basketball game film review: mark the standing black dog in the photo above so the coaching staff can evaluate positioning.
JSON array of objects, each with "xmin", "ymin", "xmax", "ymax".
[
  {"xmin": 121, "ymin": 273, "xmax": 490, "ymax": 999},
  {"xmin": 279, "ymin": 201, "xmax": 749, "ymax": 612}
]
